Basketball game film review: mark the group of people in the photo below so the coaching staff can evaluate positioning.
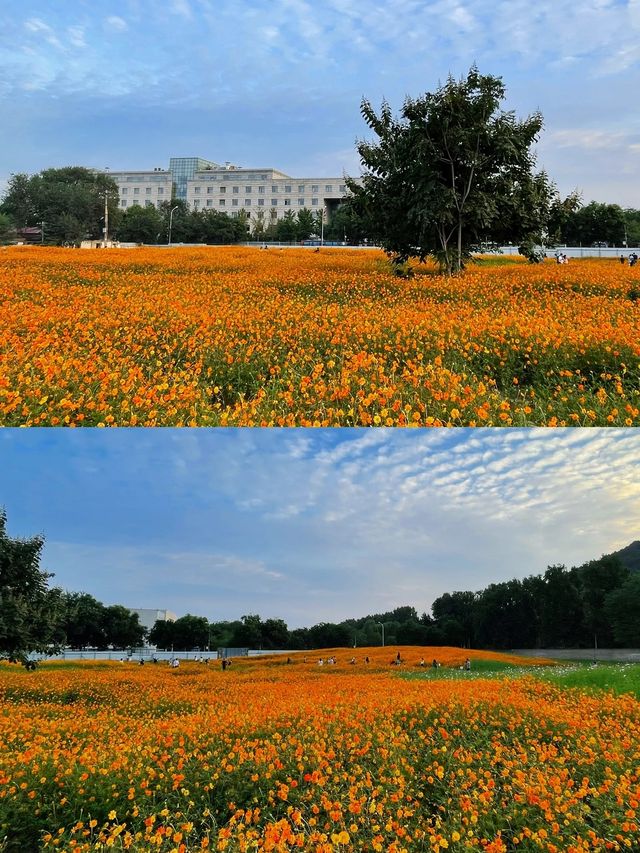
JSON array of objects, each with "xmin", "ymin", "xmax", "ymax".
[
  {"xmin": 555, "ymin": 251, "xmax": 570, "ymax": 264},
  {"xmin": 622, "ymin": 252, "xmax": 639, "ymax": 266}
]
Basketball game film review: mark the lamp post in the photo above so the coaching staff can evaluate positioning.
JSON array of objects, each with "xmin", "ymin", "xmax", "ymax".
[
  {"xmin": 40, "ymin": 220, "xmax": 45, "ymax": 245},
  {"xmin": 320, "ymin": 207, "xmax": 325, "ymax": 247},
  {"xmin": 376, "ymin": 621, "xmax": 385, "ymax": 647},
  {"xmin": 168, "ymin": 205, "xmax": 179, "ymax": 246}
]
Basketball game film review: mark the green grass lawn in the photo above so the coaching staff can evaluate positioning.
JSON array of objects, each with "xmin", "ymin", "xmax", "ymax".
[
  {"xmin": 539, "ymin": 661, "xmax": 640, "ymax": 698},
  {"xmin": 399, "ymin": 658, "xmax": 640, "ymax": 698}
]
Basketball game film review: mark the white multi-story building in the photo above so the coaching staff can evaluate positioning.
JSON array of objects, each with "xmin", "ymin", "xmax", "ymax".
[
  {"xmin": 186, "ymin": 163, "xmax": 348, "ymax": 225},
  {"xmin": 108, "ymin": 157, "xmax": 351, "ymax": 230}
]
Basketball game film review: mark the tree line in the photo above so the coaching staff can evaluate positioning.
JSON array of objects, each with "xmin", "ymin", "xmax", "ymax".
[
  {"xmin": 0, "ymin": 168, "xmax": 357, "ymax": 246},
  {"xmin": 2, "ymin": 509, "xmax": 639, "ymax": 666}
]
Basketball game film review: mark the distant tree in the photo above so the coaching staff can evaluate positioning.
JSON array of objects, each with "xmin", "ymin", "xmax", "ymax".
[
  {"xmin": 0, "ymin": 212, "xmax": 16, "ymax": 243},
  {"xmin": 148, "ymin": 618, "xmax": 176, "ymax": 650},
  {"xmin": 296, "ymin": 208, "xmax": 316, "ymax": 241},
  {"xmin": 117, "ymin": 203, "xmax": 163, "ymax": 244},
  {"xmin": 1, "ymin": 167, "xmax": 119, "ymax": 244},
  {"xmin": 307, "ymin": 621, "xmax": 351, "ymax": 649},
  {"xmin": 348, "ymin": 67, "xmax": 553, "ymax": 273},
  {"xmin": 251, "ymin": 210, "xmax": 267, "ymax": 240},
  {"xmin": 169, "ymin": 614, "xmax": 210, "ymax": 649},
  {"xmin": 0, "ymin": 173, "xmax": 35, "ymax": 227},
  {"xmin": 604, "ymin": 574, "xmax": 640, "ymax": 646},
  {"xmin": 431, "ymin": 591, "xmax": 477, "ymax": 647},
  {"xmin": 102, "ymin": 605, "xmax": 145, "ymax": 649},
  {"xmin": 561, "ymin": 201, "xmax": 627, "ymax": 246},
  {"xmin": 0, "ymin": 510, "xmax": 64, "ymax": 666},
  {"xmin": 231, "ymin": 614, "xmax": 263, "ymax": 648},
  {"xmin": 323, "ymin": 201, "xmax": 367, "ymax": 244},
  {"xmin": 261, "ymin": 618, "xmax": 290, "ymax": 649},
  {"xmin": 538, "ymin": 565, "xmax": 584, "ymax": 647},
  {"xmin": 63, "ymin": 591, "xmax": 107, "ymax": 648},
  {"xmin": 276, "ymin": 210, "xmax": 298, "ymax": 242},
  {"xmin": 577, "ymin": 555, "xmax": 630, "ymax": 648}
]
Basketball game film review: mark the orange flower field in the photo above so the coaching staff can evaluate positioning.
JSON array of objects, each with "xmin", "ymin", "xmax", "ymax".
[
  {"xmin": 1, "ymin": 650, "xmax": 639, "ymax": 852},
  {"xmin": 1, "ymin": 246, "xmax": 639, "ymax": 426}
]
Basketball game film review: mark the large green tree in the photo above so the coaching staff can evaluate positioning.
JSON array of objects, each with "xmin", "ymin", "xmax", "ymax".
[
  {"xmin": 0, "ymin": 511, "xmax": 64, "ymax": 665},
  {"xmin": 0, "ymin": 167, "xmax": 119, "ymax": 244},
  {"xmin": 348, "ymin": 67, "xmax": 556, "ymax": 273}
]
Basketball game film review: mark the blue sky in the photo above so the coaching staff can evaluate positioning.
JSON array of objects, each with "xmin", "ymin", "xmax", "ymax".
[
  {"xmin": 1, "ymin": 428, "xmax": 638, "ymax": 627},
  {"xmin": 0, "ymin": 1, "xmax": 640, "ymax": 204}
]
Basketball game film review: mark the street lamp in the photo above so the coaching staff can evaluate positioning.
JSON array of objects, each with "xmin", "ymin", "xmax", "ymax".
[
  {"xmin": 376, "ymin": 621, "xmax": 385, "ymax": 647},
  {"xmin": 168, "ymin": 205, "xmax": 179, "ymax": 246},
  {"xmin": 320, "ymin": 207, "xmax": 325, "ymax": 247}
]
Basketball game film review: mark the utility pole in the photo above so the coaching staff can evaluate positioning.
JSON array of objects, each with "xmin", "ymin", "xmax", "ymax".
[{"xmin": 103, "ymin": 191, "xmax": 109, "ymax": 245}]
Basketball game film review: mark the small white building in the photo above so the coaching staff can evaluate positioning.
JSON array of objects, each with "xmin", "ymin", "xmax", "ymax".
[{"xmin": 130, "ymin": 608, "xmax": 177, "ymax": 634}]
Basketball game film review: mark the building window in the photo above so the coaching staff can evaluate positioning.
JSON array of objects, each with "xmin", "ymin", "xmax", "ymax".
[
  {"xmin": 157, "ymin": 187, "xmax": 164, "ymax": 195},
  {"xmin": 258, "ymin": 198, "xmax": 265, "ymax": 206},
  {"xmin": 145, "ymin": 200, "xmax": 153, "ymax": 207},
  {"xmin": 206, "ymin": 199, "xmax": 213, "ymax": 207},
  {"xmin": 311, "ymin": 184, "xmax": 319, "ymax": 193},
  {"xmin": 270, "ymin": 209, "xmax": 277, "ymax": 219},
  {"xmin": 312, "ymin": 198, "xmax": 318, "ymax": 205},
  {"xmin": 284, "ymin": 198, "xmax": 291, "ymax": 206},
  {"xmin": 298, "ymin": 184, "xmax": 305, "ymax": 193},
  {"xmin": 284, "ymin": 185, "xmax": 291, "ymax": 192},
  {"xmin": 133, "ymin": 188, "xmax": 140, "ymax": 195},
  {"xmin": 193, "ymin": 200, "xmax": 200, "ymax": 209},
  {"xmin": 146, "ymin": 187, "xmax": 152, "ymax": 194},
  {"xmin": 245, "ymin": 186, "xmax": 252, "ymax": 193},
  {"xmin": 298, "ymin": 198, "xmax": 305, "ymax": 206},
  {"xmin": 120, "ymin": 200, "xmax": 127, "ymax": 207},
  {"xmin": 258, "ymin": 185, "xmax": 265, "ymax": 194},
  {"xmin": 244, "ymin": 199, "xmax": 251, "ymax": 206},
  {"xmin": 339, "ymin": 184, "xmax": 346, "ymax": 192},
  {"xmin": 272, "ymin": 185, "xmax": 278, "ymax": 193},
  {"xmin": 325, "ymin": 184, "xmax": 333, "ymax": 192},
  {"xmin": 207, "ymin": 186, "xmax": 213, "ymax": 194},
  {"xmin": 219, "ymin": 186, "xmax": 226, "ymax": 193},
  {"xmin": 219, "ymin": 199, "xmax": 225, "ymax": 206},
  {"xmin": 271, "ymin": 198, "xmax": 278, "ymax": 206},
  {"xmin": 194, "ymin": 186, "xmax": 201, "ymax": 194},
  {"xmin": 232, "ymin": 198, "xmax": 239, "ymax": 206},
  {"xmin": 121, "ymin": 187, "xmax": 128, "ymax": 195}
]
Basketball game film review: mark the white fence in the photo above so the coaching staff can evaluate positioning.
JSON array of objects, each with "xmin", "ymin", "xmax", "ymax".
[{"xmin": 499, "ymin": 246, "xmax": 634, "ymax": 259}]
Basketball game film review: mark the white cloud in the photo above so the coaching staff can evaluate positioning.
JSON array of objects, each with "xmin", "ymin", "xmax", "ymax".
[{"xmin": 105, "ymin": 16, "xmax": 128, "ymax": 32}]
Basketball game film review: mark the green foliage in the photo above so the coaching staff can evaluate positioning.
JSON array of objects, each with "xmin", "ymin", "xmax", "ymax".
[
  {"xmin": 348, "ymin": 67, "xmax": 555, "ymax": 273},
  {"xmin": 604, "ymin": 574, "xmax": 640, "ymax": 646},
  {"xmin": 0, "ymin": 212, "xmax": 16, "ymax": 244},
  {"xmin": 116, "ymin": 203, "xmax": 163, "ymax": 244},
  {"xmin": 0, "ymin": 167, "xmax": 120, "ymax": 244},
  {"xmin": 561, "ymin": 201, "xmax": 627, "ymax": 246},
  {"xmin": 0, "ymin": 510, "xmax": 64, "ymax": 665}
]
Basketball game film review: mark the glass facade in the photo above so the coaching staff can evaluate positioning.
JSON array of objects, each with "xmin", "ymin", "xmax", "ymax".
[{"xmin": 169, "ymin": 157, "xmax": 219, "ymax": 200}]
